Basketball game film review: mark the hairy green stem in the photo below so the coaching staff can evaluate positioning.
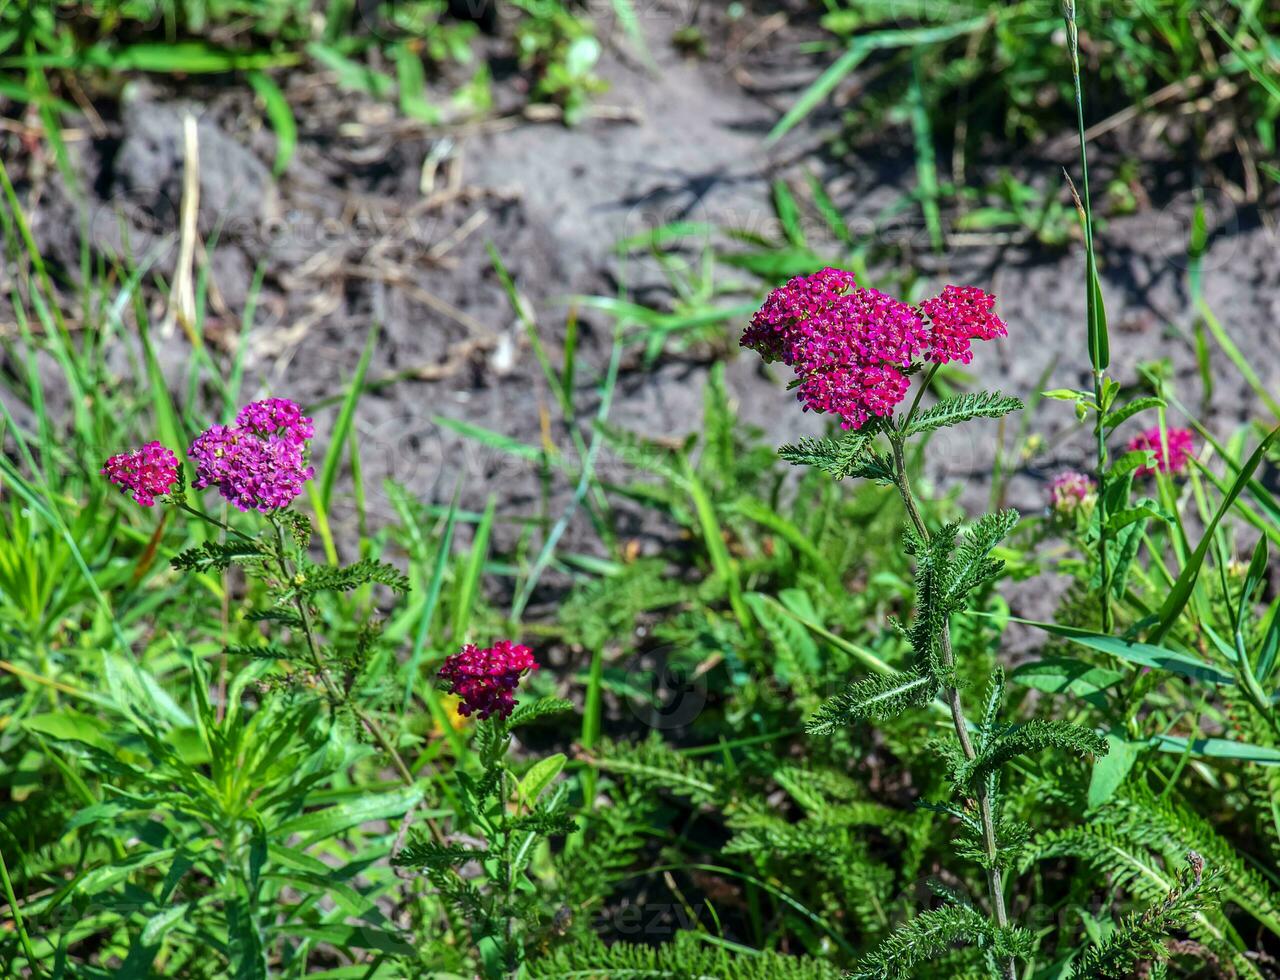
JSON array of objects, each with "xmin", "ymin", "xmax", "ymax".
[
  {"xmin": 175, "ymin": 500, "xmax": 254, "ymax": 541},
  {"xmin": 890, "ymin": 437, "xmax": 1016, "ymax": 980},
  {"xmin": 267, "ymin": 518, "xmax": 417, "ymax": 787}
]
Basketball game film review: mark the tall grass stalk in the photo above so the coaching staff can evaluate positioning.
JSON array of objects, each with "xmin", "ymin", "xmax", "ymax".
[{"xmin": 1063, "ymin": 0, "xmax": 1113, "ymax": 632}]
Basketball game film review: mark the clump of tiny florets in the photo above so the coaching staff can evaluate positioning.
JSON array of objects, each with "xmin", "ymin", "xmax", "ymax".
[
  {"xmin": 234, "ymin": 397, "xmax": 315, "ymax": 445},
  {"xmin": 918, "ymin": 284, "xmax": 1008, "ymax": 365},
  {"xmin": 1127, "ymin": 426, "xmax": 1195, "ymax": 476},
  {"xmin": 189, "ymin": 398, "xmax": 315, "ymax": 512},
  {"xmin": 437, "ymin": 640, "xmax": 538, "ymax": 720},
  {"xmin": 741, "ymin": 269, "xmax": 1007, "ymax": 430},
  {"xmin": 102, "ymin": 442, "xmax": 181, "ymax": 507},
  {"xmin": 741, "ymin": 266, "xmax": 858, "ymax": 365},
  {"xmin": 1048, "ymin": 470, "xmax": 1097, "ymax": 516}
]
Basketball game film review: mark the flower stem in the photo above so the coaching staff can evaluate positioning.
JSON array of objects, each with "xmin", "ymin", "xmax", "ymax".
[
  {"xmin": 267, "ymin": 518, "xmax": 416, "ymax": 787},
  {"xmin": 266, "ymin": 518, "xmax": 453, "ymax": 856},
  {"xmin": 1092, "ymin": 370, "xmax": 1112, "ymax": 632},
  {"xmin": 174, "ymin": 500, "xmax": 254, "ymax": 541},
  {"xmin": 903, "ymin": 363, "xmax": 941, "ymax": 429},
  {"xmin": 889, "ymin": 436, "xmax": 1016, "ymax": 980}
]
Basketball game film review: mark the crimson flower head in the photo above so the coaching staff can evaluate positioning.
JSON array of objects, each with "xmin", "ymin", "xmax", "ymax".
[
  {"xmin": 918, "ymin": 285, "xmax": 1008, "ymax": 364},
  {"xmin": 742, "ymin": 269, "xmax": 1007, "ymax": 430},
  {"xmin": 438, "ymin": 640, "xmax": 538, "ymax": 720},
  {"xmin": 189, "ymin": 398, "xmax": 315, "ymax": 512},
  {"xmin": 102, "ymin": 442, "xmax": 180, "ymax": 507},
  {"xmin": 1127, "ymin": 426, "xmax": 1194, "ymax": 476},
  {"xmin": 741, "ymin": 266, "xmax": 859, "ymax": 365}
]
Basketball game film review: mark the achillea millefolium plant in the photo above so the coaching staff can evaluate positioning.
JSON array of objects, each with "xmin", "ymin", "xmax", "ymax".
[
  {"xmin": 739, "ymin": 267, "xmax": 1220, "ymax": 978},
  {"xmin": 94, "ymin": 397, "xmax": 579, "ymax": 977}
]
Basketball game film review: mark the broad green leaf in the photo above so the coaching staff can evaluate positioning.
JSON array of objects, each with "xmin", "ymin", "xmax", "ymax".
[
  {"xmin": 1102, "ymin": 396, "xmax": 1166, "ymax": 431},
  {"xmin": 1006, "ymin": 617, "xmax": 1236, "ymax": 686},
  {"xmin": 1088, "ymin": 732, "xmax": 1142, "ymax": 808},
  {"xmin": 273, "ymin": 786, "xmax": 424, "ymax": 841},
  {"xmin": 23, "ymin": 710, "xmax": 111, "ymax": 749},
  {"xmin": 1011, "ymin": 657, "xmax": 1124, "ymax": 699},
  {"xmin": 519, "ymin": 753, "xmax": 567, "ymax": 805},
  {"xmin": 141, "ymin": 902, "xmax": 191, "ymax": 945},
  {"xmin": 306, "ymin": 43, "xmax": 394, "ymax": 98},
  {"xmin": 1151, "ymin": 734, "xmax": 1280, "ymax": 765}
]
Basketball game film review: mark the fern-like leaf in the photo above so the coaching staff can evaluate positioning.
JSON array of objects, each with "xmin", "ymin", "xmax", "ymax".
[
  {"xmin": 945, "ymin": 509, "xmax": 1019, "ymax": 608},
  {"xmin": 528, "ymin": 931, "xmax": 843, "ymax": 978},
  {"xmin": 807, "ymin": 670, "xmax": 938, "ymax": 734},
  {"xmin": 506, "ymin": 696, "xmax": 574, "ymax": 730},
  {"xmin": 777, "ymin": 429, "xmax": 875, "ymax": 480},
  {"xmin": 224, "ymin": 643, "xmax": 289, "ymax": 660},
  {"xmin": 902, "ymin": 392, "xmax": 1023, "ymax": 436},
  {"xmin": 1071, "ymin": 854, "xmax": 1216, "ymax": 979},
  {"xmin": 291, "ymin": 558, "xmax": 411, "ymax": 596},
  {"xmin": 957, "ymin": 719, "xmax": 1107, "ymax": 789},
  {"xmin": 593, "ymin": 735, "xmax": 724, "ymax": 806},
  {"xmin": 170, "ymin": 540, "xmax": 266, "ymax": 572},
  {"xmin": 848, "ymin": 903, "xmax": 1032, "ymax": 979}
]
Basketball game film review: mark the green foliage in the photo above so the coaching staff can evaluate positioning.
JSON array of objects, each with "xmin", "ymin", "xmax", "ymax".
[
  {"xmin": 848, "ymin": 902, "xmax": 1033, "ymax": 979},
  {"xmin": 902, "ymin": 392, "xmax": 1024, "ymax": 436},
  {"xmin": 771, "ymin": 0, "xmax": 1279, "ymax": 238},
  {"xmin": 1, "ymin": 0, "xmax": 606, "ymax": 131},
  {"xmin": 291, "ymin": 557, "xmax": 412, "ymax": 596},
  {"xmin": 807, "ymin": 669, "xmax": 937, "ymax": 733},
  {"xmin": 957, "ymin": 718, "xmax": 1108, "ymax": 790},
  {"xmin": 1071, "ymin": 855, "xmax": 1217, "ymax": 979},
  {"xmin": 170, "ymin": 538, "xmax": 267, "ymax": 572},
  {"xmin": 5, "ymin": 76, "xmax": 1280, "ymax": 975},
  {"xmin": 777, "ymin": 429, "xmax": 877, "ymax": 481},
  {"xmin": 528, "ymin": 931, "xmax": 844, "ymax": 978},
  {"xmin": 393, "ymin": 701, "xmax": 576, "ymax": 978}
]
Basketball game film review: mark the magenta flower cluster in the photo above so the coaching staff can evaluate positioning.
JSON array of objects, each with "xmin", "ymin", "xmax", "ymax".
[
  {"xmin": 1127, "ymin": 426, "xmax": 1194, "ymax": 476},
  {"xmin": 1048, "ymin": 470, "xmax": 1096, "ymax": 514},
  {"xmin": 102, "ymin": 398, "xmax": 314, "ymax": 513},
  {"xmin": 437, "ymin": 640, "xmax": 538, "ymax": 720},
  {"xmin": 189, "ymin": 398, "xmax": 315, "ymax": 512},
  {"xmin": 101, "ymin": 442, "xmax": 181, "ymax": 507},
  {"xmin": 741, "ymin": 268, "xmax": 1008, "ymax": 430}
]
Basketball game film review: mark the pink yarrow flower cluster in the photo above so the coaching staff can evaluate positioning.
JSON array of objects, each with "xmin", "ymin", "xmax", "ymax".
[
  {"xmin": 189, "ymin": 398, "xmax": 315, "ymax": 512},
  {"xmin": 438, "ymin": 640, "xmax": 538, "ymax": 720},
  {"xmin": 1127, "ymin": 426, "xmax": 1194, "ymax": 476},
  {"xmin": 1048, "ymin": 470, "xmax": 1096, "ymax": 515},
  {"xmin": 741, "ymin": 269, "xmax": 1007, "ymax": 429},
  {"xmin": 101, "ymin": 441, "xmax": 180, "ymax": 507}
]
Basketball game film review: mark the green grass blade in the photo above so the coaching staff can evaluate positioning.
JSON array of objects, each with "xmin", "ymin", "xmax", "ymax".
[
  {"xmin": 246, "ymin": 71, "xmax": 297, "ymax": 177},
  {"xmin": 318, "ymin": 324, "xmax": 378, "ymax": 513},
  {"xmin": 1150, "ymin": 425, "xmax": 1280, "ymax": 643},
  {"xmin": 1198, "ymin": 299, "xmax": 1280, "ymax": 420},
  {"xmin": 452, "ymin": 495, "xmax": 494, "ymax": 643}
]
